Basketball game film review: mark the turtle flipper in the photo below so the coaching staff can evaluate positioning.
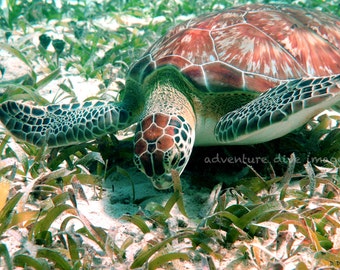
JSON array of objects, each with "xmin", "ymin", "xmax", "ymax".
[
  {"xmin": 0, "ymin": 100, "xmax": 132, "ymax": 147},
  {"xmin": 215, "ymin": 74, "xmax": 340, "ymax": 145}
]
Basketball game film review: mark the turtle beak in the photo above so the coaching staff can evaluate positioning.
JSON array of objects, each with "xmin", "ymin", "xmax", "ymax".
[{"xmin": 151, "ymin": 174, "xmax": 173, "ymax": 190}]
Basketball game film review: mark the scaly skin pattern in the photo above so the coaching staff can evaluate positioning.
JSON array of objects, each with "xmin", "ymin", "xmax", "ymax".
[
  {"xmin": 216, "ymin": 75, "xmax": 340, "ymax": 144},
  {"xmin": 134, "ymin": 113, "xmax": 194, "ymax": 189},
  {"xmin": 0, "ymin": 100, "xmax": 132, "ymax": 147}
]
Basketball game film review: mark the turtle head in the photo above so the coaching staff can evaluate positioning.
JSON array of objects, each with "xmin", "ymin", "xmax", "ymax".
[{"xmin": 133, "ymin": 113, "xmax": 195, "ymax": 189}]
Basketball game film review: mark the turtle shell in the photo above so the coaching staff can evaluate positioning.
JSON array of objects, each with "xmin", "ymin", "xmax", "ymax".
[{"xmin": 129, "ymin": 4, "xmax": 340, "ymax": 93}]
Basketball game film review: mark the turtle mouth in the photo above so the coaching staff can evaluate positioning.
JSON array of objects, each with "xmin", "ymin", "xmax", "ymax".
[{"xmin": 151, "ymin": 173, "xmax": 173, "ymax": 190}]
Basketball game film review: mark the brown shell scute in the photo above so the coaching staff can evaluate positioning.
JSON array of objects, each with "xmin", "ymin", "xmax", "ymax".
[{"xmin": 129, "ymin": 4, "xmax": 340, "ymax": 93}]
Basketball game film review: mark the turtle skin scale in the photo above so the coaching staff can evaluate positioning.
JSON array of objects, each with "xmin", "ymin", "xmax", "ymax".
[{"xmin": 1, "ymin": 4, "xmax": 340, "ymax": 189}]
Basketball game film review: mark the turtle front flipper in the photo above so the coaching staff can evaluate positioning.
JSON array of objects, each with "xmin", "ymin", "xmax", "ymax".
[
  {"xmin": 215, "ymin": 74, "xmax": 340, "ymax": 145},
  {"xmin": 0, "ymin": 100, "xmax": 133, "ymax": 147}
]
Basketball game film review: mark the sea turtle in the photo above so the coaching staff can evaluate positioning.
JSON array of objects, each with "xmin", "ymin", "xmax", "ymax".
[{"xmin": 1, "ymin": 4, "xmax": 340, "ymax": 189}]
